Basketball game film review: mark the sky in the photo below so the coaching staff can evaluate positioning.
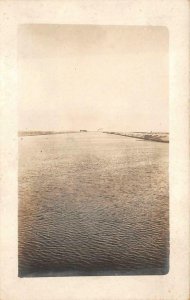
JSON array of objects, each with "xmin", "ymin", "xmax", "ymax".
[{"xmin": 18, "ymin": 25, "xmax": 168, "ymax": 132}]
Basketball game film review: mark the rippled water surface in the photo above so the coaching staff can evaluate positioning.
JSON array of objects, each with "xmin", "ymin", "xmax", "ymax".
[{"xmin": 18, "ymin": 132, "xmax": 169, "ymax": 276}]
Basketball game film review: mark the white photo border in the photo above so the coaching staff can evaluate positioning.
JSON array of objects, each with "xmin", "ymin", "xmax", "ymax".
[{"xmin": 0, "ymin": 1, "xmax": 189, "ymax": 299}]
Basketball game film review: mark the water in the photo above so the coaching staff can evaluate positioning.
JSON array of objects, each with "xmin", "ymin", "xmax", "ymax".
[{"xmin": 18, "ymin": 132, "xmax": 169, "ymax": 277}]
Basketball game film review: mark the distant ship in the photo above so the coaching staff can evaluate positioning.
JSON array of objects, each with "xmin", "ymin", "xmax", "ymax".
[{"xmin": 80, "ymin": 130, "xmax": 87, "ymax": 132}]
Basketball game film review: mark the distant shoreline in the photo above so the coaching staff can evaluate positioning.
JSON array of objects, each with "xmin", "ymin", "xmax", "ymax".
[
  {"xmin": 18, "ymin": 131, "xmax": 80, "ymax": 137},
  {"xmin": 103, "ymin": 131, "xmax": 169, "ymax": 143},
  {"xmin": 18, "ymin": 131, "xmax": 169, "ymax": 143}
]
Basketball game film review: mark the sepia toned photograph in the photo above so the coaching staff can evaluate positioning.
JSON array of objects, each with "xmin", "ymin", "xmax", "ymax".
[{"xmin": 18, "ymin": 25, "xmax": 169, "ymax": 277}]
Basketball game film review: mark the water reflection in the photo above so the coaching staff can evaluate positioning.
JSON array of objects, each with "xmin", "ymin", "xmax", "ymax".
[{"xmin": 18, "ymin": 132, "xmax": 169, "ymax": 277}]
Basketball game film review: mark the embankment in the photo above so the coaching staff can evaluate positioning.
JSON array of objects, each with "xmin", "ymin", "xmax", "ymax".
[{"xmin": 103, "ymin": 132, "xmax": 169, "ymax": 143}]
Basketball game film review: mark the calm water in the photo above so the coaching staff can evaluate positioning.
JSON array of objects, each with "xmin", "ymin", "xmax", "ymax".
[{"xmin": 18, "ymin": 132, "xmax": 169, "ymax": 277}]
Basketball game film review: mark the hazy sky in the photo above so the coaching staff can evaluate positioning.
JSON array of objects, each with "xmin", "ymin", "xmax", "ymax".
[{"xmin": 18, "ymin": 25, "xmax": 168, "ymax": 132}]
